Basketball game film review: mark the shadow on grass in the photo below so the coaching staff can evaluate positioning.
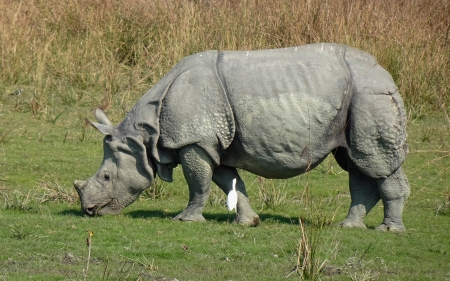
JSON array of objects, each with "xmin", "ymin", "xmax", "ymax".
[
  {"xmin": 58, "ymin": 207, "xmax": 342, "ymax": 229},
  {"xmin": 259, "ymin": 214, "xmax": 301, "ymax": 225},
  {"xmin": 125, "ymin": 209, "xmax": 300, "ymax": 225},
  {"xmin": 126, "ymin": 209, "xmax": 179, "ymax": 219},
  {"xmin": 59, "ymin": 208, "xmax": 84, "ymax": 216},
  {"xmin": 61, "ymin": 207, "xmax": 301, "ymax": 225}
]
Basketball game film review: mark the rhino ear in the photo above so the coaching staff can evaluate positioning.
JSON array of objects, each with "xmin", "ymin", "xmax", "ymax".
[
  {"xmin": 88, "ymin": 108, "xmax": 114, "ymax": 135},
  {"xmin": 89, "ymin": 121, "xmax": 114, "ymax": 135},
  {"xmin": 95, "ymin": 108, "xmax": 113, "ymax": 126}
]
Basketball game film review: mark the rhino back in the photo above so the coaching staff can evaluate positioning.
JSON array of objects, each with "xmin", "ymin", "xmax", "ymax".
[{"xmin": 219, "ymin": 44, "xmax": 353, "ymax": 178}]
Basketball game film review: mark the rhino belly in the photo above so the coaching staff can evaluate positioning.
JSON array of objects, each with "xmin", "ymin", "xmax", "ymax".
[
  {"xmin": 220, "ymin": 93, "xmax": 343, "ymax": 179},
  {"xmin": 220, "ymin": 141, "xmax": 330, "ymax": 179}
]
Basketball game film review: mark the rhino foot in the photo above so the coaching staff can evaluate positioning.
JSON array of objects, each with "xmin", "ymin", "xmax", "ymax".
[
  {"xmin": 375, "ymin": 223, "xmax": 406, "ymax": 232},
  {"xmin": 339, "ymin": 219, "xmax": 367, "ymax": 229},
  {"xmin": 173, "ymin": 210, "xmax": 206, "ymax": 222},
  {"xmin": 234, "ymin": 191, "xmax": 260, "ymax": 226},
  {"xmin": 236, "ymin": 214, "xmax": 260, "ymax": 227}
]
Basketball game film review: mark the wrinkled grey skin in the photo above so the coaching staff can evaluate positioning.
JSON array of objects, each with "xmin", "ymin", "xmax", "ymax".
[{"xmin": 74, "ymin": 43, "xmax": 410, "ymax": 231}]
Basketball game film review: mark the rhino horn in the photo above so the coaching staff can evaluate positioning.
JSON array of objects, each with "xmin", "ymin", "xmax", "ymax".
[{"xmin": 74, "ymin": 179, "xmax": 88, "ymax": 196}]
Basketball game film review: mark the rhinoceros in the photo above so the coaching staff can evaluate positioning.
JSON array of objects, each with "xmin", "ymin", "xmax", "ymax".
[{"xmin": 74, "ymin": 43, "xmax": 410, "ymax": 231}]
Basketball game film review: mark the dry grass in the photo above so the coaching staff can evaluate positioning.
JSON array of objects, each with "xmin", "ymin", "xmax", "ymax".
[
  {"xmin": 0, "ymin": 0, "xmax": 449, "ymax": 116},
  {"xmin": 36, "ymin": 178, "xmax": 79, "ymax": 204},
  {"xmin": 435, "ymin": 187, "xmax": 450, "ymax": 215},
  {"xmin": 0, "ymin": 178, "xmax": 78, "ymax": 210},
  {"xmin": 257, "ymin": 176, "xmax": 288, "ymax": 210},
  {"xmin": 0, "ymin": 120, "xmax": 12, "ymax": 143},
  {"xmin": 288, "ymin": 219, "xmax": 339, "ymax": 280},
  {"xmin": 344, "ymin": 244, "xmax": 388, "ymax": 281},
  {"xmin": 0, "ymin": 188, "xmax": 34, "ymax": 211}
]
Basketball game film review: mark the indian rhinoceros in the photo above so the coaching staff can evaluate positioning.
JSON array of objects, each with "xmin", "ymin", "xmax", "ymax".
[{"xmin": 74, "ymin": 43, "xmax": 410, "ymax": 232}]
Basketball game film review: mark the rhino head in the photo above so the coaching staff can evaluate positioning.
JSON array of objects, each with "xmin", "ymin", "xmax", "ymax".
[{"xmin": 74, "ymin": 109, "xmax": 156, "ymax": 216}]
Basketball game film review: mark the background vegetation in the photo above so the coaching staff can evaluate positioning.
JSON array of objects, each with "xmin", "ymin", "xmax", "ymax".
[
  {"xmin": 1, "ymin": 0, "xmax": 449, "ymax": 280},
  {"xmin": 1, "ymin": 0, "xmax": 449, "ymax": 115}
]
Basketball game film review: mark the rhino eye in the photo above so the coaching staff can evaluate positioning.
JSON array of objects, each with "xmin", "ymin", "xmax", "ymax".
[
  {"xmin": 105, "ymin": 135, "xmax": 112, "ymax": 142},
  {"xmin": 104, "ymin": 174, "xmax": 110, "ymax": 181}
]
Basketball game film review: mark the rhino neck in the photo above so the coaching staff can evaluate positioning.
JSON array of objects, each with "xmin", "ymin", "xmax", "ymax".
[
  {"xmin": 116, "ymin": 100, "xmax": 170, "ymax": 166},
  {"xmin": 116, "ymin": 112, "xmax": 145, "ymax": 141},
  {"xmin": 115, "ymin": 58, "xmax": 188, "ymax": 162}
]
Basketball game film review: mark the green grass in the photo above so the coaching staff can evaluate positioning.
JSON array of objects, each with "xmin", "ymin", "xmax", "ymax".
[
  {"xmin": 1, "ymin": 0, "xmax": 450, "ymax": 279},
  {"xmin": 1, "ymin": 109, "xmax": 450, "ymax": 280}
]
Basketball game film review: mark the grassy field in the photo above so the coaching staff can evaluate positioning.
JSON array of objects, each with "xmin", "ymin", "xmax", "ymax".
[{"xmin": 1, "ymin": 0, "xmax": 450, "ymax": 280}]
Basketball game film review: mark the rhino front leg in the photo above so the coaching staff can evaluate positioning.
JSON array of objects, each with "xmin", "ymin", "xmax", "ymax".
[
  {"xmin": 340, "ymin": 167, "xmax": 380, "ymax": 229},
  {"xmin": 376, "ymin": 167, "xmax": 410, "ymax": 232},
  {"xmin": 212, "ymin": 166, "xmax": 260, "ymax": 226},
  {"xmin": 174, "ymin": 145, "xmax": 214, "ymax": 222}
]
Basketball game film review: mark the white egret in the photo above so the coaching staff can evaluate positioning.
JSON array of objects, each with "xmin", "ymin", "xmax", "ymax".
[{"xmin": 227, "ymin": 178, "xmax": 238, "ymax": 211}]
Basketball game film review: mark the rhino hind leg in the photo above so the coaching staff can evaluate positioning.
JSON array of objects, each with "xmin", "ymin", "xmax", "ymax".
[
  {"xmin": 212, "ymin": 165, "xmax": 260, "ymax": 226},
  {"xmin": 339, "ymin": 164, "xmax": 409, "ymax": 232},
  {"xmin": 375, "ymin": 167, "xmax": 410, "ymax": 232},
  {"xmin": 173, "ymin": 145, "xmax": 214, "ymax": 222},
  {"xmin": 340, "ymin": 167, "xmax": 380, "ymax": 229}
]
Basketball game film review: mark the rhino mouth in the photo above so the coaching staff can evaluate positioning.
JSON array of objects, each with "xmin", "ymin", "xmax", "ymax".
[
  {"xmin": 84, "ymin": 199, "xmax": 117, "ymax": 216},
  {"xmin": 84, "ymin": 204, "xmax": 105, "ymax": 216}
]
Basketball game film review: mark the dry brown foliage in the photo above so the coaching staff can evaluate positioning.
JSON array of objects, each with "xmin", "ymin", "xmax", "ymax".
[{"xmin": 1, "ymin": 0, "xmax": 449, "ymax": 112}]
